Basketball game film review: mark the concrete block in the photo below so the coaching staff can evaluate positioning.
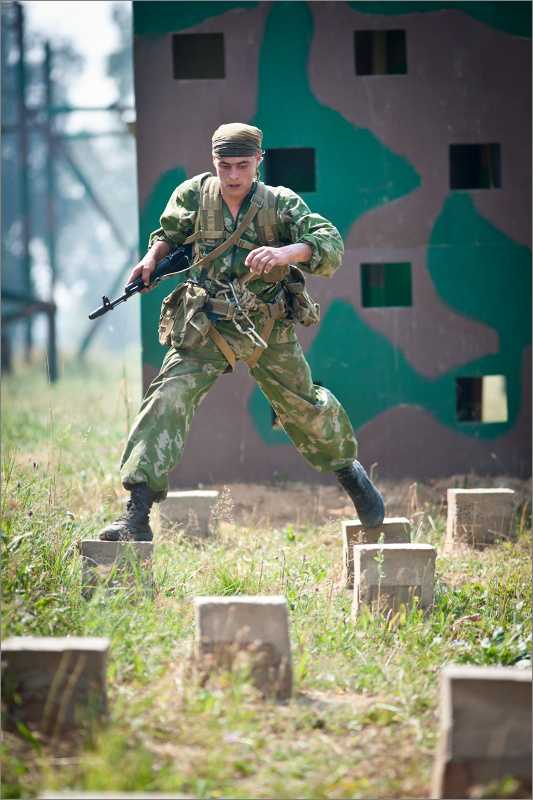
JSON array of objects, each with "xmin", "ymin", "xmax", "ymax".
[
  {"xmin": 445, "ymin": 488, "xmax": 516, "ymax": 551},
  {"xmin": 352, "ymin": 543, "xmax": 436, "ymax": 616},
  {"xmin": 2, "ymin": 637, "xmax": 108, "ymax": 734},
  {"xmin": 159, "ymin": 490, "xmax": 220, "ymax": 538},
  {"xmin": 432, "ymin": 665, "xmax": 532, "ymax": 798},
  {"xmin": 80, "ymin": 540, "xmax": 153, "ymax": 598},
  {"xmin": 194, "ymin": 595, "xmax": 292, "ymax": 700},
  {"xmin": 342, "ymin": 517, "xmax": 411, "ymax": 589}
]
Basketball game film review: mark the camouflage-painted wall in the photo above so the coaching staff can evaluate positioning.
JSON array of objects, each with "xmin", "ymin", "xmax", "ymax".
[{"xmin": 133, "ymin": 1, "xmax": 531, "ymax": 484}]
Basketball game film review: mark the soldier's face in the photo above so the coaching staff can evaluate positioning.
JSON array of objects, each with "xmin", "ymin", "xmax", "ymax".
[{"xmin": 213, "ymin": 154, "xmax": 262, "ymax": 199}]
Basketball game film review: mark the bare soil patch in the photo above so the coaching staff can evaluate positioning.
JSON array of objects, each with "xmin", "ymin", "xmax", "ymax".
[{"xmin": 208, "ymin": 475, "xmax": 531, "ymax": 527}]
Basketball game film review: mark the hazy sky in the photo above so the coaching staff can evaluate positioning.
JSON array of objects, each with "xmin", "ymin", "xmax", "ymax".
[{"xmin": 23, "ymin": 0, "xmax": 122, "ymax": 107}]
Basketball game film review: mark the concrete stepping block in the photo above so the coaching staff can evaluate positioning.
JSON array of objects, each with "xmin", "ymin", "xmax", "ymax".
[
  {"xmin": 352, "ymin": 543, "xmax": 436, "ymax": 616},
  {"xmin": 342, "ymin": 517, "xmax": 411, "ymax": 589},
  {"xmin": 80, "ymin": 540, "xmax": 153, "ymax": 598},
  {"xmin": 2, "ymin": 637, "xmax": 108, "ymax": 734},
  {"xmin": 432, "ymin": 665, "xmax": 532, "ymax": 798},
  {"xmin": 158, "ymin": 490, "xmax": 220, "ymax": 538},
  {"xmin": 445, "ymin": 488, "xmax": 516, "ymax": 551},
  {"xmin": 194, "ymin": 595, "xmax": 292, "ymax": 700}
]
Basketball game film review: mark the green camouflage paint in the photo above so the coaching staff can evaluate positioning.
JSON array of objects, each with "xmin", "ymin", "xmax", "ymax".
[
  {"xmin": 133, "ymin": 1, "xmax": 259, "ymax": 37},
  {"xmin": 426, "ymin": 192, "xmax": 531, "ymax": 437},
  {"xmin": 249, "ymin": 192, "xmax": 531, "ymax": 444},
  {"xmin": 135, "ymin": 1, "xmax": 531, "ymax": 455},
  {"xmin": 139, "ymin": 1, "xmax": 421, "ymax": 368},
  {"xmin": 348, "ymin": 2, "xmax": 531, "ymax": 39},
  {"xmin": 140, "ymin": 167, "xmax": 188, "ymax": 368},
  {"xmin": 251, "ymin": 1, "xmax": 421, "ymax": 237}
]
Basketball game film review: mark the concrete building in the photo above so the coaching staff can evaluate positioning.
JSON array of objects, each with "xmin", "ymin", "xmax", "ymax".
[{"xmin": 133, "ymin": 1, "xmax": 531, "ymax": 485}]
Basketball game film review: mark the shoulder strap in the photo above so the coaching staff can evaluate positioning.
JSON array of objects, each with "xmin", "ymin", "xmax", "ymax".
[
  {"xmin": 181, "ymin": 174, "xmax": 223, "ymax": 251},
  {"xmin": 190, "ymin": 184, "xmax": 265, "ymax": 270},
  {"xmin": 200, "ymin": 176, "xmax": 225, "ymax": 240},
  {"xmin": 254, "ymin": 182, "xmax": 278, "ymax": 245}
]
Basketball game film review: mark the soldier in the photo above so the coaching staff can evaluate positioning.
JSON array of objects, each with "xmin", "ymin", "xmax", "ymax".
[{"xmin": 99, "ymin": 123, "xmax": 384, "ymax": 541}]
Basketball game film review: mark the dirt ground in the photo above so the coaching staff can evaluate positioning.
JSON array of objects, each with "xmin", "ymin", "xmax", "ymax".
[{"xmin": 206, "ymin": 475, "xmax": 532, "ymax": 528}]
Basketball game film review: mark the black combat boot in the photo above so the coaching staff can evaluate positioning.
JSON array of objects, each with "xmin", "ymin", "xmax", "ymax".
[
  {"xmin": 99, "ymin": 483, "xmax": 157, "ymax": 542},
  {"xmin": 335, "ymin": 460, "xmax": 385, "ymax": 528}
]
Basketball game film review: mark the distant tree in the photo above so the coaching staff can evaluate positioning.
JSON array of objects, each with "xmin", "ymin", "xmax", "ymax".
[
  {"xmin": 106, "ymin": 2, "xmax": 134, "ymax": 106},
  {"xmin": 1, "ymin": 1, "xmax": 140, "ymax": 355},
  {"xmin": 1, "ymin": 1, "xmax": 85, "ymax": 296}
]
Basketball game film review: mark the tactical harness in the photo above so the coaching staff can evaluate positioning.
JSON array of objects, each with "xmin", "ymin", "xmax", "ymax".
[{"xmin": 159, "ymin": 175, "xmax": 319, "ymax": 370}]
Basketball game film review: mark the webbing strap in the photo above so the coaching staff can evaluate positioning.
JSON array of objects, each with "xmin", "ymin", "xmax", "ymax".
[
  {"xmin": 187, "ymin": 176, "xmax": 277, "ymax": 250},
  {"xmin": 182, "ymin": 230, "xmax": 202, "ymax": 245},
  {"xmin": 181, "ymin": 177, "xmax": 278, "ymax": 371},
  {"xmin": 204, "ymin": 177, "xmax": 223, "ymax": 239},
  {"xmin": 245, "ymin": 318, "xmax": 276, "ymax": 368},
  {"xmin": 187, "ymin": 195, "xmax": 263, "ymax": 272},
  {"xmin": 255, "ymin": 182, "xmax": 278, "ymax": 245},
  {"xmin": 208, "ymin": 316, "xmax": 276, "ymax": 371},
  {"xmin": 208, "ymin": 325, "xmax": 237, "ymax": 371},
  {"xmin": 236, "ymin": 238, "xmax": 256, "ymax": 251},
  {"xmin": 205, "ymin": 297, "xmax": 286, "ymax": 320}
]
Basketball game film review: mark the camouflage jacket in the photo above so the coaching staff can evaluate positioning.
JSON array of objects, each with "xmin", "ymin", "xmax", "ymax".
[{"xmin": 148, "ymin": 173, "xmax": 344, "ymax": 300}]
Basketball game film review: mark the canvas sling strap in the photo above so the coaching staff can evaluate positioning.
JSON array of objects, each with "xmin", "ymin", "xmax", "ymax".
[
  {"xmin": 181, "ymin": 178, "xmax": 263, "ymax": 270},
  {"xmin": 183, "ymin": 174, "xmax": 279, "ymax": 251},
  {"xmin": 180, "ymin": 177, "xmax": 285, "ymax": 370}
]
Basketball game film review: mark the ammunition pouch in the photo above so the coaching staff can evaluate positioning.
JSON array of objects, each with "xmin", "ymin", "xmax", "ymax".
[
  {"xmin": 158, "ymin": 265, "xmax": 319, "ymax": 360},
  {"xmin": 283, "ymin": 266, "xmax": 320, "ymax": 327},
  {"xmin": 158, "ymin": 281, "xmax": 210, "ymax": 349}
]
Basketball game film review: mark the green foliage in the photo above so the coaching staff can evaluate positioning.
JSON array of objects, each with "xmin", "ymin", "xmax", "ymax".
[{"xmin": 1, "ymin": 357, "xmax": 531, "ymax": 798}]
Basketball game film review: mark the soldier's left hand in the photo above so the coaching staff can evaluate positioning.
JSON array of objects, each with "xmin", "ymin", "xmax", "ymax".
[{"xmin": 245, "ymin": 246, "xmax": 291, "ymax": 275}]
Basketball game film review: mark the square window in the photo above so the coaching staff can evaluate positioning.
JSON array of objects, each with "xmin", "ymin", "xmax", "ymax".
[
  {"xmin": 361, "ymin": 262, "xmax": 412, "ymax": 307},
  {"xmin": 172, "ymin": 33, "xmax": 225, "ymax": 80},
  {"xmin": 456, "ymin": 375, "xmax": 508, "ymax": 423},
  {"xmin": 450, "ymin": 144, "xmax": 501, "ymax": 189},
  {"xmin": 264, "ymin": 148, "xmax": 316, "ymax": 192},
  {"xmin": 354, "ymin": 30, "xmax": 407, "ymax": 75}
]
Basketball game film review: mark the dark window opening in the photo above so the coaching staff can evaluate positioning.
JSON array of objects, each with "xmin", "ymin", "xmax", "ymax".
[
  {"xmin": 450, "ymin": 144, "xmax": 501, "ymax": 189},
  {"xmin": 354, "ymin": 30, "xmax": 407, "ymax": 75},
  {"xmin": 456, "ymin": 376, "xmax": 508, "ymax": 423},
  {"xmin": 172, "ymin": 33, "xmax": 225, "ymax": 80},
  {"xmin": 361, "ymin": 262, "xmax": 412, "ymax": 307},
  {"xmin": 264, "ymin": 148, "xmax": 316, "ymax": 193}
]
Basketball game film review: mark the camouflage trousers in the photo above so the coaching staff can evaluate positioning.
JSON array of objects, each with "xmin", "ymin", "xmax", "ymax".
[{"xmin": 120, "ymin": 318, "xmax": 358, "ymax": 499}]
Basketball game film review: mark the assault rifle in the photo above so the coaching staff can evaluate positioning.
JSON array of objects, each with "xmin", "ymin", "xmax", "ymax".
[{"xmin": 88, "ymin": 244, "xmax": 193, "ymax": 320}]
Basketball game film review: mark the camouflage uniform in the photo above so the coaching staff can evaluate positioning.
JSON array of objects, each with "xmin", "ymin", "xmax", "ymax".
[{"xmin": 120, "ymin": 174, "xmax": 358, "ymax": 499}]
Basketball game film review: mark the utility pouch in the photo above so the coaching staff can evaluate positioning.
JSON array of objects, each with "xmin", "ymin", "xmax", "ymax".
[
  {"xmin": 158, "ymin": 281, "xmax": 210, "ymax": 349},
  {"xmin": 283, "ymin": 266, "xmax": 320, "ymax": 326}
]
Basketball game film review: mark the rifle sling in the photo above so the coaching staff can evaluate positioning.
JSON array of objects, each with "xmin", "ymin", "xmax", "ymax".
[
  {"xmin": 185, "ymin": 189, "xmax": 273, "ymax": 370},
  {"xmin": 182, "ymin": 192, "xmax": 263, "ymax": 268}
]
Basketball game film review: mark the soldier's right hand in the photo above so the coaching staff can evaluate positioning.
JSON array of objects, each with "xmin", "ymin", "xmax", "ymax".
[{"xmin": 127, "ymin": 257, "xmax": 156, "ymax": 293}]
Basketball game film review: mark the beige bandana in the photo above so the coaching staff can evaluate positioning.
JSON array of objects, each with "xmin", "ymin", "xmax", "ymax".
[{"xmin": 212, "ymin": 122, "xmax": 263, "ymax": 157}]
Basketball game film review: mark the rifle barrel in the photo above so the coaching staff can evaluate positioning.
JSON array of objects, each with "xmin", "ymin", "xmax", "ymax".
[{"xmin": 87, "ymin": 245, "xmax": 193, "ymax": 321}]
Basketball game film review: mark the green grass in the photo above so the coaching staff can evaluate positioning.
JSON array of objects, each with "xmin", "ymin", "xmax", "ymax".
[{"xmin": 1, "ymin": 355, "xmax": 531, "ymax": 799}]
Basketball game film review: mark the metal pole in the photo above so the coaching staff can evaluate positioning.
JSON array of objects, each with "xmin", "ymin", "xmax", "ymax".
[
  {"xmin": 14, "ymin": 1, "xmax": 33, "ymax": 362},
  {"xmin": 44, "ymin": 42, "xmax": 58, "ymax": 382}
]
